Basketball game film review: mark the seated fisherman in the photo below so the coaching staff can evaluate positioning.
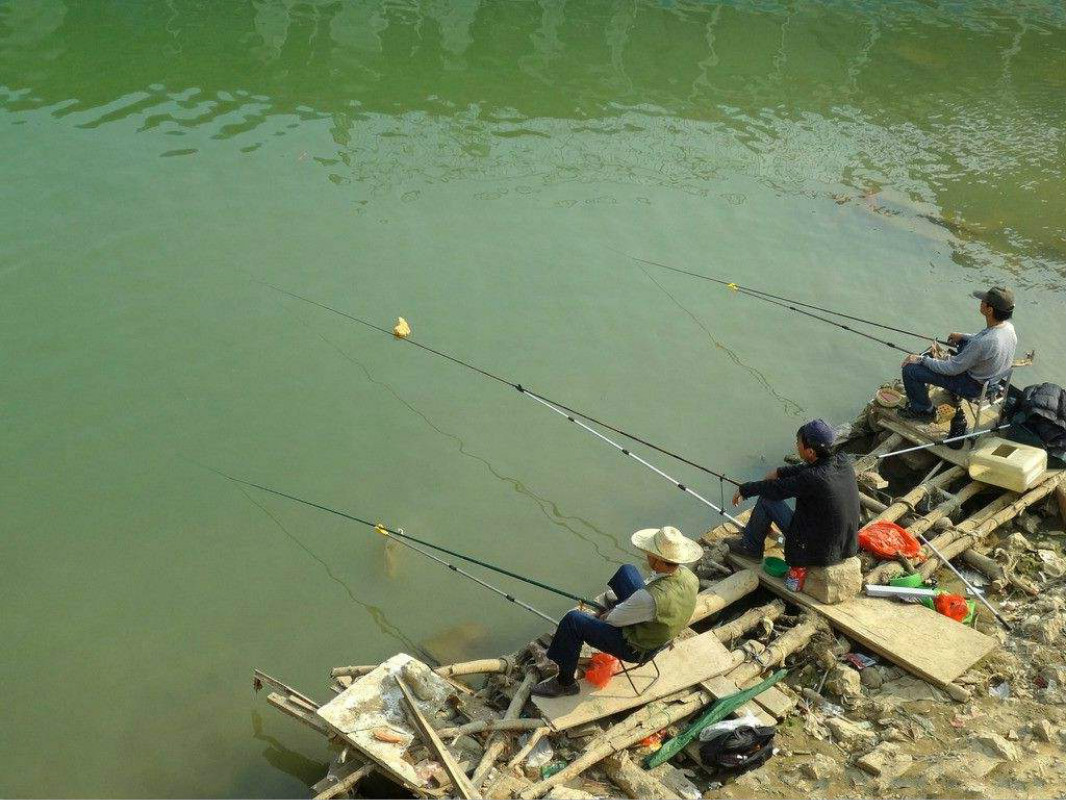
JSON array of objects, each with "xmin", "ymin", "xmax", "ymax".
[
  {"xmin": 725, "ymin": 420, "xmax": 860, "ymax": 574},
  {"xmin": 899, "ymin": 286, "xmax": 1017, "ymax": 421},
  {"xmin": 531, "ymin": 526, "xmax": 701, "ymax": 698}
]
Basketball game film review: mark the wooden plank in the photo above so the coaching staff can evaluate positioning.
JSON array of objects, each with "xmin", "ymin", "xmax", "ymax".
[
  {"xmin": 397, "ymin": 678, "xmax": 481, "ymax": 800},
  {"xmin": 315, "ymin": 654, "xmax": 458, "ymax": 792},
  {"xmin": 531, "ymin": 630, "xmax": 734, "ymax": 731},
  {"xmin": 878, "ymin": 414, "xmax": 1063, "ymax": 479},
  {"xmin": 737, "ymin": 677, "xmax": 795, "ymax": 719},
  {"xmin": 726, "ymin": 553, "xmax": 996, "ymax": 688},
  {"xmin": 312, "ymin": 760, "xmax": 374, "ymax": 800},
  {"xmin": 266, "ymin": 692, "xmax": 332, "ymax": 736}
]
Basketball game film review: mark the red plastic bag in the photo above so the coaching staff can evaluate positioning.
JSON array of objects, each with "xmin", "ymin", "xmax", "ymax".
[
  {"xmin": 585, "ymin": 653, "xmax": 620, "ymax": 688},
  {"xmin": 858, "ymin": 520, "xmax": 923, "ymax": 560},
  {"xmin": 935, "ymin": 593, "xmax": 969, "ymax": 622}
]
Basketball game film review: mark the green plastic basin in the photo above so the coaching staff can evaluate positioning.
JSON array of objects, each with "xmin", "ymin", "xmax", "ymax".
[{"xmin": 762, "ymin": 556, "xmax": 788, "ymax": 577}]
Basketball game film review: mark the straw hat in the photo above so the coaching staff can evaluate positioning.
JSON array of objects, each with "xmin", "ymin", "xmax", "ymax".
[{"xmin": 630, "ymin": 526, "xmax": 703, "ymax": 565}]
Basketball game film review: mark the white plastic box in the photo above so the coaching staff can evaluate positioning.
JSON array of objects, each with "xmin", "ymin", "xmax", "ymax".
[{"xmin": 967, "ymin": 436, "xmax": 1047, "ymax": 492}]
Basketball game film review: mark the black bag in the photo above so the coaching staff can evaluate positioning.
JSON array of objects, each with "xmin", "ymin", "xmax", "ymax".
[
  {"xmin": 1003, "ymin": 383, "xmax": 1066, "ymax": 464},
  {"xmin": 698, "ymin": 724, "xmax": 776, "ymax": 773}
]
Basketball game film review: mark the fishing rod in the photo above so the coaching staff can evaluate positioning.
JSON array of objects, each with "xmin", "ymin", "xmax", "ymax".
[
  {"xmin": 263, "ymin": 281, "xmax": 740, "ymax": 487},
  {"xmin": 207, "ymin": 466, "xmax": 605, "ymax": 613},
  {"xmin": 261, "ymin": 282, "xmax": 747, "ymax": 503},
  {"xmin": 615, "ymin": 250, "xmax": 951, "ymax": 353},
  {"xmin": 877, "ymin": 423, "xmax": 1014, "ymax": 460},
  {"xmin": 916, "ymin": 530, "xmax": 1012, "ymax": 631}
]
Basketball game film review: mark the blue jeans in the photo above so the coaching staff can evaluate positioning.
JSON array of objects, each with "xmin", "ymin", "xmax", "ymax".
[
  {"xmin": 546, "ymin": 565, "xmax": 644, "ymax": 684},
  {"xmin": 740, "ymin": 497, "xmax": 794, "ymax": 559},
  {"xmin": 901, "ymin": 340, "xmax": 984, "ymax": 413}
]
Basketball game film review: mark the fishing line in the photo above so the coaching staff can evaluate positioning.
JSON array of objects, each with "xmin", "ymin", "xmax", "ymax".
[
  {"xmin": 204, "ymin": 465, "xmax": 606, "ymax": 612},
  {"xmin": 613, "ymin": 249, "xmax": 950, "ymax": 352},
  {"xmin": 522, "ymin": 391, "xmax": 743, "ymax": 525},
  {"xmin": 260, "ymin": 281, "xmax": 742, "ymax": 489}
]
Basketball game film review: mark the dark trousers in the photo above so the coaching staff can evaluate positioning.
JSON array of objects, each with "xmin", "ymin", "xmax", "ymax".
[
  {"xmin": 740, "ymin": 497, "xmax": 795, "ymax": 559},
  {"xmin": 901, "ymin": 342, "xmax": 984, "ymax": 413},
  {"xmin": 545, "ymin": 565, "xmax": 645, "ymax": 684}
]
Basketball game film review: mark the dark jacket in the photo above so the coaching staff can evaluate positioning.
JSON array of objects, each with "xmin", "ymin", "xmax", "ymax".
[{"xmin": 739, "ymin": 453, "xmax": 861, "ymax": 568}]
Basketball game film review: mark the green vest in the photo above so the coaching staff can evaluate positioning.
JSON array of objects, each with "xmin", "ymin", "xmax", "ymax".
[{"xmin": 622, "ymin": 567, "xmax": 699, "ymax": 652}]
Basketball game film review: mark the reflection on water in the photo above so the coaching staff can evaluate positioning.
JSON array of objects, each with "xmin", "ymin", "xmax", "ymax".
[{"xmin": 2, "ymin": 0, "xmax": 1064, "ymax": 271}]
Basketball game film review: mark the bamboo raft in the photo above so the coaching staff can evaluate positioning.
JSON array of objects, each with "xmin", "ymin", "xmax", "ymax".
[{"xmin": 254, "ymin": 380, "xmax": 1066, "ymax": 799}]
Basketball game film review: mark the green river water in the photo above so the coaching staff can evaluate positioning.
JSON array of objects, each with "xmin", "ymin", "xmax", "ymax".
[{"xmin": 2, "ymin": 1, "xmax": 1064, "ymax": 796}]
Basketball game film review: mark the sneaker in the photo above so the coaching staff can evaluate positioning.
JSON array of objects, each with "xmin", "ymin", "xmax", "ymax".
[
  {"xmin": 531, "ymin": 676, "xmax": 580, "ymax": 698},
  {"xmin": 899, "ymin": 405, "xmax": 936, "ymax": 422},
  {"xmin": 723, "ymin": 536, "xmax": 763, "ymax": 560}
]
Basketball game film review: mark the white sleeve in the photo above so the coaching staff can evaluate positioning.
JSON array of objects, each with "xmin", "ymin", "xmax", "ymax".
[{"xmin": 603, "ymin": 589, "xmax": 656, "ymax": 627}]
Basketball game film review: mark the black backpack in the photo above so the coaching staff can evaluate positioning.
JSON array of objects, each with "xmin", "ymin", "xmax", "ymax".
[{"xmin": 698, "ymin": 724, "xmax": 776, "ymax": 773}]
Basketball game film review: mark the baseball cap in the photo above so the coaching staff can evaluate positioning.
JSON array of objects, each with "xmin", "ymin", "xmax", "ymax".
[
  {"xmin": 972, "ymin": 286, "xmax": 1014, "ymax": 312},
  {"xmin": 799, "ymin": 419, "xmax": 836, "ymax": 448}
]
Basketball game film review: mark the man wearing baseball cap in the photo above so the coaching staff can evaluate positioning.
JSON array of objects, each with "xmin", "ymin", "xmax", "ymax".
[
  {"xmin": 725, "ymin": 420, "xmax": 861, "ymax": 575},
  {"xmin": 899, "ymin": 286, "xmax": 1018, "ymax": 421},
  {"xmin": 531, "ymin": 526, "xmax": 701, "ymax": 698}
]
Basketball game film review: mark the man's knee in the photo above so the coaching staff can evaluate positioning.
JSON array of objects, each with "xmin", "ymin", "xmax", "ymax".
[
  {"xmin": 902, "ymin": 363, "xmax": 922, "ymax": 381},
  {"xmin": 612, "ymin": 563, "xmax": 642, "ymax": 584},
  {"xmin": 560, "ymin": 609, "xmax": 588, "ymax": 631}
]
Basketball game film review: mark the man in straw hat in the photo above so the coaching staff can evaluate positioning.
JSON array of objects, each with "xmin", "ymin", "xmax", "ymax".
[
  {"xmin": 899, "ymin": 286, "xmax": 1018, "ymax": 421},
  {"xmin": 531, "ymin": 526, "xmax": 701, "ymax": 698}
]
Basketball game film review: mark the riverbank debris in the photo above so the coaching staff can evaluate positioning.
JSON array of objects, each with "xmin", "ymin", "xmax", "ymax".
[{"xmin": 255, "ymin": 378, "xmax": 1066, "ymax": 798}]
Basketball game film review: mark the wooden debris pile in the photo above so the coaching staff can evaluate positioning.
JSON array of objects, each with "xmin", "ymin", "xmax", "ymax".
[{"xmin": 254, "ymin": 380, "xmax": 1066, "ymax": 798}]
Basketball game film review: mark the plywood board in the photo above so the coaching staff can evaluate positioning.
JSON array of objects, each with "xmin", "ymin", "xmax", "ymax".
[
  {"xmin": 531, "ymin": 630, "xmax": 734, "ymax": 731},
  {"xmin": 727, "ymin": 553, "xmax": 996, "ymax": 688},
  {"xmin": 316, "ymin": 654, "xmax": 456, "ymax": 791}
]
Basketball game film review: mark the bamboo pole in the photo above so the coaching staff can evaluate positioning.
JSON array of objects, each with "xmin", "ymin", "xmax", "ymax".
[
  {"xmin": 870, "ymin": 466, "xmax": 966, "ymax": 524},
  {"xmin": 711, "ymin": 600, "xmax": 786, "ymax": 645},
  {"xmin": 853, "ymin": 432, "xmax": 905, "ymax": 473},
  {"xmin": 859, "ymin": 492, "xmax": 889, "ymax": 515},
  {"xmin": 436, "ymin": 658, "xmax": 515, "ymax": 679},
  {"xmin": 517, "ymin": 689, "xmax": 709, "ymax": 799},
  {"xmin": 436, "ymin": 717, "xmax": 546, "ymax": 739},
  {"xmin": 865, "ymin": 488, "xmax": 1010, "ymax": 586},
  {"xmin": 329, "ymin": 665, "xmax": 376, "ymax": 679},
  {"xmin": 918, "ymin": 474, "xmax": 1065, "ymax": 577},
  {"xmin": 313, "ymin": 762, "xmax": 374, "ymax": 800},
  {"xmin": 689, "ymin": 569, "xmax": 759, "ymax": 624},
  {"xmin": 905, "ymin": 481, "xmax": 988, "ymax": 537},
  {"xmin": 718, "ymin": 619, "xmax": 819, "ymax": 687},
  {"xmin": 506, "ymin": 727, "xmax": 549, "ymax": 769},
  {"xmin": 471, "ymin": 671, "xmax": 536, "ymax": 789}
]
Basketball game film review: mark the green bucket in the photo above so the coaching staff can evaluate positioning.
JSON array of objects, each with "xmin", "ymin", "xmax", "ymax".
[
  {"xmin": 762, "ymin": 556, "xmax": 788, "ymax": 577},
  {"xmin": 890, "ymin": 572, "xmax": 925, "ymax": 589}
]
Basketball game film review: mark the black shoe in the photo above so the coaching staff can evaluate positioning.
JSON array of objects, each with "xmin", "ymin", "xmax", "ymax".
[
  {"xmin": 899, "ymin": 405, "xmax": 936, "ymax": 422},
  {"xmin": 531, "ymin": 677, "xmax": 580, "ymax": 698},
  {"xmin": 724, "ymin": 536, "xmax": 763, "ymax": 560}
]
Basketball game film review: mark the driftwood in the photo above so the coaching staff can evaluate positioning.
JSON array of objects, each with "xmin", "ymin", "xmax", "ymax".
[
  {"xmin": 719, "ymin": 619, "xmax": 819, "ymax": 687},
  {"xmin": 905, "ymin": 481, "xmax": 988, "ymax": 537},
  {"xmin": 961, "ymin": 549, "xmax": 1039, "ymax": 596},
  {"xmin": 436, "ymin": 717, "xmax": 545, "ymax": 739},
  {"xmin": 329, "ymin": 665, "xmax": 376, "ymax": 679},
  {"xmin": 471, "ymin": 671, "xmax": 537, "ymax": 789},
  {"xmin": 603, "ymin": 751, "xmax": 681, "ymax": 800},
  {"xmin": 712, "ymin": 600, "xmax": 786, "ymax": 645}
]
